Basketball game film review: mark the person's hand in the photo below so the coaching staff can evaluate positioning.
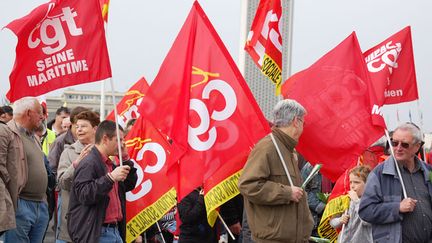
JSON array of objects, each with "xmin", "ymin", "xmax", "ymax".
[
  {"xmin": 228, "ymin": 222, "xmax": 241, "ymax": 235},
  {"xmin": 400, "ymin": 198, "xmax": 417, "ymax": 213},
  {"xmin": 291, "ymin": 186, "xmax": 304, "ymax": 203},
  {"xmin": 340, "ymin": 213, "xmax": 350, "ymax": 225},
  {"xmin": 348, "ymin": 190, "xmax": 359, "ymax": 201},
  {"xmin": 110, "ymin": 165, "xmax": 131, "ymax": 182},
  {"xmin": 73, "ymin": 144, "xmax": 93, "ymax": 168},
  {"xmin": 135, "ymin": 235, "xmax": 143, "ymax": 243},
  {"xmin": 199, "ymin": 188, "xmax": 205, "ymax": 195}
]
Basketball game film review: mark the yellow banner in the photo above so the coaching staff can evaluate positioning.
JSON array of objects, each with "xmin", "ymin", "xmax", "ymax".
[
  {"xmin": 317, "ymin": 195, "xmax": 350, "ymax": 243},
  {"xmin": 126, "ymin": 188, "xmax": 177, "ymax": 243},
  {"xmin": 205, "ymin": 170, "xmax": 242, "ymax": 226},
  {"xmin": 261, "ymin": 54, "xmax": 282, "ymax": 96}
]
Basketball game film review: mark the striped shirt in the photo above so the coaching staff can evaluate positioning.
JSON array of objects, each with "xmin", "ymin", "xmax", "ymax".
[{"xmin": 400, "ymin": 161, "xmax": 432, "ymax": 243}]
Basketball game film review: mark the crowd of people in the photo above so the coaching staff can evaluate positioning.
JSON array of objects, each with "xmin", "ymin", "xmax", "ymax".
[{"xmin": 0, "ymin": 97, "xmax": 431, "ymax": 243}]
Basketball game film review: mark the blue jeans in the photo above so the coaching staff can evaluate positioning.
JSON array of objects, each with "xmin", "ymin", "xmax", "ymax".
[
  {"xmin": 99, "ymin": 226, "xmax": 122, "ymax": 243},
  {"xmin": 5, "ymin": 198, "xmax": 49, "ymax": 243}
]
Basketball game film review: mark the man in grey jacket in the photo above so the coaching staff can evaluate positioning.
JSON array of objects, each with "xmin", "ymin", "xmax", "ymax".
[{"xmin": 359, "ymin": 123, "xmax": 432, "ymax": 243}]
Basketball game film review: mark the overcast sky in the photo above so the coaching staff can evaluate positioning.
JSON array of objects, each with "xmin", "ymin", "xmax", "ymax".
[{"xmin": 0, "ymin": 0, "xmax": 430, "ymax": 132}]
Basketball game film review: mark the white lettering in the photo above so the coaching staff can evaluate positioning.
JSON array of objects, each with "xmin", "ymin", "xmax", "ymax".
[{"xmin": 28, "ymin": 7, "xmax": 83, "ymax": 55}]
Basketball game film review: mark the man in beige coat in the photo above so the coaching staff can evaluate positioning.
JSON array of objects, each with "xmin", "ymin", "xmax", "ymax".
[
  {"xmin": 239, "ymin": 99, "xmax": 313, "ymax": 243},
  {"xmin": 0, "ymin": 117, "xmax": 16, "ymax": 234}
]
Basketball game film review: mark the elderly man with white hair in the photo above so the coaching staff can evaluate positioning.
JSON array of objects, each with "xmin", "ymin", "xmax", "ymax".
[
  {"xmin": 359, "ymin": 122, "xmax": 432, "ymax": 243},
  {"xmin": 3, "ymin": 97, "xmax": 48, "ymax": 243},
  {"xmin": 238, "ymin": 99, "xmax": 313, "ymax": 243}
]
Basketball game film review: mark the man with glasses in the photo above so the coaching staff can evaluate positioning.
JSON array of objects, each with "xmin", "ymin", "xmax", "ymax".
[{"xmin": 359, "ymin": 123, "xmax": 432, "ymax": 243}]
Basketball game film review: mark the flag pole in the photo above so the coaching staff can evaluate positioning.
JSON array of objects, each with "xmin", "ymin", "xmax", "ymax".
[
  {"xmin": 100, "ymin": 79, "xmax": 106, "ymax": 118},
  {"xmin": 100, "ymin": 21, "xmax": 109, "ymax": 119},
  {"xmin": 338, "ymin": 210, "xmax": 348, "ymax": 243},
  {"xmin": 384, "ymin": 129, "xmax": 407, "ymax": 198},
  {"xmin": 109, "ymin": 77, "xmax": 123, "ymax": 167},
  {"xmin": 218, "ymin": 213, "xmax": 236, "ymax": 240},
  {"xmin": 156, "ymin": 222, "xmax": 166, "ymax": 243},
  {"xmin": 270, "ymin": 133, "xmax": 294, "ymax": 187}
]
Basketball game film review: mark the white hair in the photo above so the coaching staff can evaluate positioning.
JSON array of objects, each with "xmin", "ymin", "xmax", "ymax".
[
  {"xmin": 394, "ymin": 123, "xmax": 422, "ymax": 144},
  {"xmin": 272, "ymin": 99, "xmax": 306, "ymax": 127},
  {"xmin": 13, "ymin": 97, "xmax": 38, "ymax": 116}
]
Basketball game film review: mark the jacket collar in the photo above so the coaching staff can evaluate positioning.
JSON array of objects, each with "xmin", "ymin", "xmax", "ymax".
[
  {"xmin": 383, "ymin": 156, "xmax": 430, "ymax": 182},
  {"xmin": 272, "ymin": 127, "xmax": 297, "ymax": 153},
  {"xmin": 71, "ymin": 140, "xmax": 85, "ymax": 154}
]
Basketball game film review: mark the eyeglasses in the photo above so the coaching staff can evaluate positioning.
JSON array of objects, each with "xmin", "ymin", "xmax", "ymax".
[
  {"xmin": 390, "ymin": 139, "xmax": 411, "ymax": 149},
  {"xmin": 297, "ymin": 117, "xmax": 305, "ymax": 125}
]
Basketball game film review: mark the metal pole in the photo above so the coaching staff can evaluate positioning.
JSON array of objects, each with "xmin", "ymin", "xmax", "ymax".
[
  {"xmin": 385, "ymin": 129, "xmax": 407, "ymax": 198},
  {"xmin": 109, "ymin": 77, "xmax": 123, "ymax": 166}
]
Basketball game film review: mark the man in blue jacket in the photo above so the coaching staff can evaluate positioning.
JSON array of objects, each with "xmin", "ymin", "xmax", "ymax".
[{"xmin": 359, "ymin": 123, "xmax": 432, "ymax": 243}]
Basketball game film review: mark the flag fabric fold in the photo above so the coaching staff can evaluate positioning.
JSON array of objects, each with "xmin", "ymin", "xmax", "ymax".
[
  {"xmin": 5, "ymin": 0, "xmax": 111, "ymax": 102},
  {"xmin": 282, "ymin": 32, "xmax": 385, "ymax": 182}
]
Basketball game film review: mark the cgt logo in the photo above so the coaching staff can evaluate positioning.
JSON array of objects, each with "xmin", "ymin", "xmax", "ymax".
[
  {"xmin": 188, "ymin": 67, "xmax": 237, "ymax": 152},
  {"xmin": 125, "ymin": 138, "xmax": 167, "ymax": 202},
  {"xmin": 28, "ymin": 4, "xmax": 83, "ymax": 55}
]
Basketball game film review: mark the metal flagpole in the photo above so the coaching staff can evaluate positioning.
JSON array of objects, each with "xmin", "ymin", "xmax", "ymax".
[
  {"xmin": 218, "ymin": 213, "xmax": 236, "ymax": 240},
  {"xmin": 384, "ymin": 129, "xmax": 407, "ymax": 198},
  {"xmin": 100, "ymin": 80, "xmax": 106, "ymax": 119},
  {"xmin": 100, "ymin": 21, "xmax": 109, "ymax": 119},
  {"xmin": 109, "ymin": 77, "xmax": 123, "ymax": 166},
  {"xmin": 156, "ymin": 222, "xmax": 166, "ymax": 243},
  {"xmin": 270, "ymin": 133, "xmax": 294, "ymax": 187}
]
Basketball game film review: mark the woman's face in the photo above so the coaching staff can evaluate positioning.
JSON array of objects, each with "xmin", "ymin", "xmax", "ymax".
[{"xmin": 75, "ymin": 119, "xmax": 96, "ymax": 145}]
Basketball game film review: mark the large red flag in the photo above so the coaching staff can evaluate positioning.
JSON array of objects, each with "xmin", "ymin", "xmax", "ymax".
[
  {"xmin": 140, "ymin": 1, "xmax": 270, "ymax": 223},
  {"xmin": 124, "ymin": 118, "xmax": 176, "ymax": 243},
  {"xmin": 106, "ymin": 77, "xmax": 149, "ymax": 128},
  {"xmin": 282, "ymin": 33, "xmax": 385, "ymax": 182},
  {"xmin": 364, "ymin": 26, "xmax": 418, "ymax": 106},
  {"xmin": 5, "ymin": 0, "xmax": 111, "ymax": 102},
  {"xmin": 245, "ymin": 0, "xmax": 283, "ymax": 95}
]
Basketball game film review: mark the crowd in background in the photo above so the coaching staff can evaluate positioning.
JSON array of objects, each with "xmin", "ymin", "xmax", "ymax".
[{"xmin": 0, "ymin": 97, "xmax": 431, "ymax": 243}]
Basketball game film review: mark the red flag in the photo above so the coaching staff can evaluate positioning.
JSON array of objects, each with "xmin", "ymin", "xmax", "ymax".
[
  {"xmin": 124, "ymin": 118, "xmax": 176, "ymax": 242},
  {"xmin": 5, "ymin": 0, "xmax": 111, "ymax": 102},
  {"xmin": 140, "ymin": 1, "xmax": 270, "ymax": 219},
  {"xmin": 106, "ymin": 77, "xmax": 149, "ymax": 128},
  {"xmin": 245, "ymin": 0, "xmax": 283, "ymax": 95},
  {"xmin": 99, "ymin": 0, "xmax": 110, "ymax": 22},
  {"xmin": 364, "ymin": 26, "xmax": 418, "ymax": 106},
  {"xmin": 282, "ymin": 33, "xmax": 385, "ymax": 181}
]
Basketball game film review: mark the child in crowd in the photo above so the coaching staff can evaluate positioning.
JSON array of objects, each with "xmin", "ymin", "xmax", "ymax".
[{"xmin": 330, "ymin": 165, "xmax": 372, "ymax": 243}]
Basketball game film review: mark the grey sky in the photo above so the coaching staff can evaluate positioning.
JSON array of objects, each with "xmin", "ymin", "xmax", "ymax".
[{"xmin": 0, "ymin": 0, "xmax": 430, "ymax": 132}]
